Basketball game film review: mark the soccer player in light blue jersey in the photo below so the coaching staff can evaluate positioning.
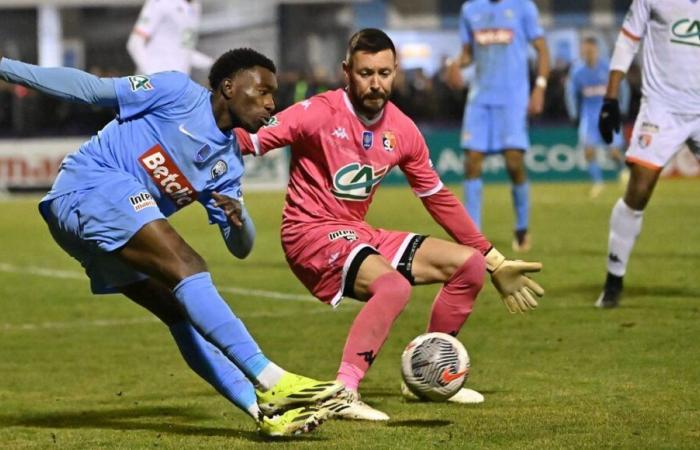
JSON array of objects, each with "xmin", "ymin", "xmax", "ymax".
[
  {"xmin": 448, "ymin": 0, "xmax": 550, "ymax": 252},
  {"xmin": 566, "ymin": 37, "xmax": 630, "ymax": 198},
  {"xmin": 0, "ymin": 50, "xmax": 343, "ymax": 437}
]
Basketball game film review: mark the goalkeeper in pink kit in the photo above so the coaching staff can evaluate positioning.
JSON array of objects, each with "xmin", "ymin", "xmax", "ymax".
[{"xmin": 236, "ymin": 29, "xmax": 545, "ymax": 420}]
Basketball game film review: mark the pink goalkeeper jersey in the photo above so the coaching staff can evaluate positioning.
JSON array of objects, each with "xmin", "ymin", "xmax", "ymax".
[{"xmin": 236, "ymin": 89, "xmax": 490, "ymax": 253}]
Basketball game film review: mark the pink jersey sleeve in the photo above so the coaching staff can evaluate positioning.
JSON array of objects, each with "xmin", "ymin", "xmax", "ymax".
[
  {"xmin": 234, "ymin": 98, "xmax": 328, "ymax": 157},
  {"xmin": 399, "ymin": 122, "xmax": 490, "ymax": 253},
  {"xmin": 399, "ymin": 124, "xmax": 444, "ymax": 197},
  {"xmin": 421, "ymin": 187, "xmax": 492, "ymax": 254}
]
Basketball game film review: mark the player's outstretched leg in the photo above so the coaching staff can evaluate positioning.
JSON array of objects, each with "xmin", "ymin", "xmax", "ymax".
[
  {"xmin": 401, "ymin": 239, "xmax": 486, "ymax": 404},
  {"xmin": 121, "ymin": 279, "xmax": 334, "ymax": 436},
  {"xmin": 325, "ymin": 269, "xmax": 412, "ymax": 421},
  {"xmin": 119, "ymin": 220, "xmax": 343, "ymax": 417}
]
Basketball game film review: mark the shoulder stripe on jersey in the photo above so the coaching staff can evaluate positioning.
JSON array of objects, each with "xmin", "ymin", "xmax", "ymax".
[
  {"xmin": 621, "ymin": 27, "xmax": 641, "ymax": 42},
  {"xmin": 132, "ymin": 27, "xmax": 150, "ymax": 39},
  {"xmin": 414, "ymin": 181, "xmax": 444, "ymax": 198},
  {"xmin": 251, "ymin": 133, "xmax": 261, "ymax": 156}
]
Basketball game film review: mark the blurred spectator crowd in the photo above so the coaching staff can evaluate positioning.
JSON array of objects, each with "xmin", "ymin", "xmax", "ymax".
[{"xmin": 0, "ymin": 59, "xmax": 643, "ymax": 137}]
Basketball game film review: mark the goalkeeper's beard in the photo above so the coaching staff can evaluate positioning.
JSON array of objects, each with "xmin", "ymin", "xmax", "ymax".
[{"xmin": 357, "ymin": 92, "xmax": 388, "ymax": 117}]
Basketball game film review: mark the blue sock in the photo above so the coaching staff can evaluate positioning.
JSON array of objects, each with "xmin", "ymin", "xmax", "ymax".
[
  {"xmin": 169, "ymin": 321, "xmax": 258, "ymax": 415},
  {"xmin": 173, "ymin": 272, "xmax": 271, "ymax": 380},
  {"xmin": 588, "ymin": 160, "xmax": 603, "ymax": 184},
  {"xmin": 511, "ymin": 182, "xmax": 530, "ymax": 232},
  {"xmin": 463, "ymin": 178, "xmax": 483, "ymax": 230}
]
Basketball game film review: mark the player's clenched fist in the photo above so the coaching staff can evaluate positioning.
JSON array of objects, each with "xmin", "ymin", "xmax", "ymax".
[
  {"xmin": 485, "ymin": 248, "xmax": 544, "ymax": 314},
  {"xmin": 212, "ymin": 192, "xmax": 243, "ymax": 228}
]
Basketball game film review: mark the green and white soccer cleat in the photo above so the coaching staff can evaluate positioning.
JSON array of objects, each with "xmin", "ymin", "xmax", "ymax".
[
  {"xmin": 257, "ymin": 405, "xmax": 329, "ymax": 437},
  {"xmin": 400, "ymin": 381, "xmax": 484, "ymax": 404},
  {"xmin": 256, "ymin": 372, "xmax": 344, "ymax": 416}
]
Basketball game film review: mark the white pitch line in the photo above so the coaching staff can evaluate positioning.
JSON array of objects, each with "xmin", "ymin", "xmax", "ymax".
[{"xmin": 0, "ymin": 262, "xmax": 316, "ymax": 302}]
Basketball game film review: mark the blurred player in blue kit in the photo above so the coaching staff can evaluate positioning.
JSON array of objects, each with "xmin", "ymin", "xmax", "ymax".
[
  {"xmin": 566, "ymin": 36, "xmax": 629, "ymax": 198},
  {"xmin": 448, "ymin": 0, "xmax": 550, "ymax": 252},
  {"xmin": 0, "ymin": 50, "xmax": 342, "ymax": 437}
]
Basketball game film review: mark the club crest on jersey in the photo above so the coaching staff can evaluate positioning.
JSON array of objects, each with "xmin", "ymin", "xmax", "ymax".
[
  {"xmin": 332, "ymin": 163, "xmax": 389, "ymax": 201},
  {"xmin": 328, "ymin": 230, "xmax": 358, "ymax": 241},
  {"xmin": 211, "ymin": 160, "xmax": 228, "ymax": 179},
  {"xmin": 129, "ymin": 191, "xmax": 157, "ymax": 212},
  {"xmin": 128, "ymin": 75, "xmax": 153, "ymax": 92},
  {"xmin": 263, "ymin": 116, "xmax": 279, "ymax": 128},
  {"xmin": 638, "ymin": 134, "xmax": 653, "ymax": 148},
  {"xmin": 362, "ymin": 131, "xmax": 373, "ymax": 150},
  {"xmin": 382, "ymin": 131, "xmax": 396, "ymax": 152}
]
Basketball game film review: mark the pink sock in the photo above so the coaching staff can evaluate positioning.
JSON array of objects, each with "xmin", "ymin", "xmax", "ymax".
[
  {"xmin": 427, "ymin": 251, "xmax": 486, "ymax": 336},
  {"xmin": 336, "ymin": 271, "xmax": 412, "ymax": 390}
]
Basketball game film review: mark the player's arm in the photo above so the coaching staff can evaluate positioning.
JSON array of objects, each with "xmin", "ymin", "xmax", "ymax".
[
  {"xmin": 235, "ymin": 98, "xmax": 324, "ymax": 156},
  {"xmin": 211, "ymin": 192, "xmax": 256, "ymax": 259},
  {"xmin": 446, "ymin": 4, "xmax": 474, "ymax": 90},
  {"xmin": 402, "ymin": 130, "xmax": 544, "ymax": 313},
  {"xmin": 599, "ymin": 2, "xmax": 647, "ymax": 143},
  {"xmin": 127, "ymin": 0, "xmax": 163, "ymax": 73},
  {"xmin": 0, "ymin": 57, "xmax": 117, "ymax": 107},
  {"xmin": 563, "ymin": 72, "xmax": 578, "ymax": 122},
  {"xmin": 529, "ymin": 37, "xmax": 550, "ymax": 115}
]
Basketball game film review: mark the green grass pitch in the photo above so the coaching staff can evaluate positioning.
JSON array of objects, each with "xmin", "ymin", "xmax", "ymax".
[{"xmin": 0, "ymin": 181, "xmax": 698, "ymax": 449}]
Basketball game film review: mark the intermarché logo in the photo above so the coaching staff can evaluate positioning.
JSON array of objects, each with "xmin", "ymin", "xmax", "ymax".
[{"xmin": 671, "ymin": 19, "xmax": 700, "ymax": 47}]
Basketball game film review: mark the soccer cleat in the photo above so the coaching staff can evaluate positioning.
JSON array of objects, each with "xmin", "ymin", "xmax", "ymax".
[
  {"xmin": 321, "ymin": 389, "xmax": 389, "ymax": 421},
  {"xmin": 595, "ymin": 272, "xmax": 623, "ymax": 309},
  {"xmin": 256, "ymin": 372, "xmax": 344, "ymax": 416},
  {"xmin": 400, "ymin": 381, "xmax": 484, "ymax": 404},
  {"xmin": 512, "ymin": 229, "xmax": 531, "ymax": 253},
  {"xmin": 257, "ymin": 405, "xmax": 329, "ymax": 437}
]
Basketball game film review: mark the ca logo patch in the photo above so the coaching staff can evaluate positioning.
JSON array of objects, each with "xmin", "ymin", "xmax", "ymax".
[
  {"xmin": 671, "ymin": 19, "xmax": 700, "ymax": 47},
  {"xmin": 332, "ymin": 163, "xmax": 388, "ymax": 201},
  {"xmin": 128, "ymin": 75, "xmax": 153, "ymax": 92},
  {"xmin": 263, "ymin": 116, "xmax": 279, "ymax": 128}
]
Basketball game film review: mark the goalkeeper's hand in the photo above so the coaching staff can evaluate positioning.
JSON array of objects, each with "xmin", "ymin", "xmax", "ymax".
[
  {"xmin": 485, "ymin": 248, "xmax": 544, "ymax": 314},
  {"xmin": 598, "ymin": 97, "xmax": 620, "ymax": 145}
]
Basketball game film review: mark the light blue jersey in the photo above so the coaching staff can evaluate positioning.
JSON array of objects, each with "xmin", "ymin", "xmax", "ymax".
[
  {"xmin": 0, "ymin": 58, "xmax": 253, "ymax": 292},
  {"xmin": 459, "ymin": 0, "xmax": 543, "ymax": 106},
  {"xmin": 46, "ymin": 71, "xmax": 244, "ymax": 225},
  {"xmin": 565, "ymin": 58, "xmax": 628, "ymax": 148}
]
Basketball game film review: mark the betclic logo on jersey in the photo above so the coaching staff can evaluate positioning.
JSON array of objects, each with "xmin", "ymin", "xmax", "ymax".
[
  {"xmin": 139, "ymin": 144, "xmax": 198, "ymax": 209},
  {"xmin": 473, "ymin": 28, "xmax": 514, "ymax": 46},
  {"xmin": 671, "ymin": 19, "xmax": 700, "ymax": 47}
]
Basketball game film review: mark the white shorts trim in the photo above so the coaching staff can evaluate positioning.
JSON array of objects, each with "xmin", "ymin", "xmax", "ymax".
[
  {"xmin": 330, "ymin": 243, "xmax": 375, "ymax": 308},
  {"xmin": 390, "ymin": 233, "xmax": 417, "ymax": 269}
]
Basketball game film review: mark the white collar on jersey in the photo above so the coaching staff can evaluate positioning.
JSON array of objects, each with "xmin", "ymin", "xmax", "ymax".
[{"xmin": 342, "ymin": 90, "xmax": 385, "ymax": 126}]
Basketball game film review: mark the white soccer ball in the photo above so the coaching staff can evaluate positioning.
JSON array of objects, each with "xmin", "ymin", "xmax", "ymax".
[{"xmin": 401, "ymin": 332, "xmax": 470, "ymax": 401}]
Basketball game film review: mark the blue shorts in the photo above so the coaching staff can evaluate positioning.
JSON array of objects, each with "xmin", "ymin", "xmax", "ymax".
[
  {"xmin": 39, "ymin": 173, "xmax": 164, "ymax": 294},
  {"xmin": 579, "ymin": 114, "xmax": 624, "ymax": 148},
  {"xmin": 461, "ymin": 103, "xmax": 529, "ymax": 152}
]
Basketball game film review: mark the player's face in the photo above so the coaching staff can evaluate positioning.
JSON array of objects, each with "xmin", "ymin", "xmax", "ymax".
[
  {"xmin": 344, "ymin": 49, "xmax": 397, "ymax": 118},
  {"xmin": 228, "ymin": 66, "xmax": 277, "ymax": 133},
  {"xmin": 581, "ymin": 42, "xmax": 599, "ymax": 66}
]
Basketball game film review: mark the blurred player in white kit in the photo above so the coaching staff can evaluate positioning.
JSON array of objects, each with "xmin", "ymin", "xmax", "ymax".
[
  {"xmin": 127, "ymin": 0, "xmax": 213, "ymax": 75},
  {"xmin": 596, "ymin": 0, "xmax": 700, "ymax": 308}
]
